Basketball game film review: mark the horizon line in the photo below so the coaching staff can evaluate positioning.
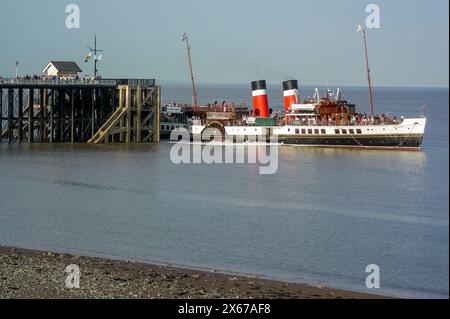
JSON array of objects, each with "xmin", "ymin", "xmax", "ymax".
[{"xmin": 158, "ymin": 80, "xmax": 450, "ymax": 90}]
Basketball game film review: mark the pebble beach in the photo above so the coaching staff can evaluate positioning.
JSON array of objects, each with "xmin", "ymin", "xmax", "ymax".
[{"xmin": 0, "ymin": 246, "xmax": 386, "ymax": 299}]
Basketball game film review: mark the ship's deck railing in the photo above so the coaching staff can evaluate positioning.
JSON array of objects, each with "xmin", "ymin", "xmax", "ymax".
[
  {"xmin": 189, "ymin": 118, "xmax": 404, "ymax": 127},
  {"xmin": 285, "ymin": 119, "xmax": 404, "ymax": 126}
]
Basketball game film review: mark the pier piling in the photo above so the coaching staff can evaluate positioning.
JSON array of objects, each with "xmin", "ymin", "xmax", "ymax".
[{"xmin": 0, "ymin": 79, "xmax": 160, "ymax": 144}]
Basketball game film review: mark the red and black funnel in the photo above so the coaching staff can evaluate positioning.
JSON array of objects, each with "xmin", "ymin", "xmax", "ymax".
[
  {"xmin": 282, "ymin": 80, "xmax": 298, "ymax": 111},
  {"xmin": 251, "ymin": 80, "xmax": 269, "ymax": 118}
]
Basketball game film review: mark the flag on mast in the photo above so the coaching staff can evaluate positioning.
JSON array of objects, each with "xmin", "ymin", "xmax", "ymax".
[
  {"xmin": 356, "ymin": 24, "xmax": 363, "ymax": 33},
  {"xmin": 84, "ymin": 52, "xmax": 92, "ymax": 63}
]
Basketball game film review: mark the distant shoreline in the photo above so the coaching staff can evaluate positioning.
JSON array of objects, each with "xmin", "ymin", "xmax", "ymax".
[
  {"xmin": 0, "ymin": 245, "xmax": 387, "ymax": 299},
  {"xmin": 158, "ymin": 81, "xmax": 450, "ymax": 90}
]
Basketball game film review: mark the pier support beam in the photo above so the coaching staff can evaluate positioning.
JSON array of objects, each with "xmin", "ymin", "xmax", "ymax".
[
  {"xmin": 39, "ymin": 89, "xmax": 44, "ymax": 143},
  {"xmin": 18, "ymin": 88, "xmax": 23, "ymax": 142},
  {"xmin": 136, "ymin": 85, "xmax": 142, "ymax": 142},
  {"xmin": 0, "ymin": 88, "xmax": 3, "ymax": 138},
  {"xmin": 119, "ymin": 87, "xmax": 124, "ymax": 142},
  {"xmin": 156, "ymin": 85, "xmax": 161, "ymax": 143},
  {"xmin": 126, "ymin": 86, "xmax": 131, "ymax": 143},
  {"xmin": 28, "ymin": 88, "xmax": 33, "ymax": 143},
  {"xmin": 59, "ymin": 89, "xmax": 64, "ymax": 143},
  {"xmin": 50, "ymin": 89, "xmax": 54, "ymax": 143},
  {"xmin": 7, "ymin": 89, "xmax": 14, "ymax": 143},
  {"xmin": 71, "ymin": 89, "xmax": 74, "ymax": 143},
  {"xmin": 91, "ymin": 89, "xmax": 95, "ymax": 138}
]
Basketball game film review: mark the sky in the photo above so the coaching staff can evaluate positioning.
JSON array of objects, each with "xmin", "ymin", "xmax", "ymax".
[{"xmin": 0, "ymin": 0, "xmax": 448, "ymax": 87}]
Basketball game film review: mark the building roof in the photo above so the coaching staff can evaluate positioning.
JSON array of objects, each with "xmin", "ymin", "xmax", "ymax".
[{"xmin": 43, "ymin": 61, "xmax": 82, "ymax": 73}]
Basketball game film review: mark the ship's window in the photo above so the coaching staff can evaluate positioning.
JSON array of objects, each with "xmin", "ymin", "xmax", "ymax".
[
  {"xmin": 308, "ymin": 129, "xmax": 313, "ymax": 134},
  {"xmin": 314, "ymin": 129, "xmax": 319, "ymax": 134},
  {"xmin": 301, "ymin": 129, "xmax": 306, "ymax": 134},
  {"xmin": 335, "ymin": 129, "xmax": 340, "ymax": 134},
  {"xmin": 349, "ymin": 129, "xmax": 355, "ymax": 134},
  {"xmin": 295, "ymin": 129, "xmax": 300, "ymax": 134},
  {"xmin": 288, "ymin": 128, "xmax": 291, "ymax": 132},
  {"xmin": 357, "ymin": 129, "xmax": 362, "ymax": 134},
  {"xmin": 321, "ymin": 129, "xmax": 326, "ymax": 134},
  {"xmin": 341, "ymin": 129, "xmax": 347, "ymax": 134}
]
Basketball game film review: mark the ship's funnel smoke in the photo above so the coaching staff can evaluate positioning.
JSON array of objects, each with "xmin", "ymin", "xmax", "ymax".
[
  {"xmin": 282, "ymin": 80, "xmax": 299, "ymax": 111},
  {"xmin": 251, "ymin": 80, "xmax": 270, "ymax": 118}
]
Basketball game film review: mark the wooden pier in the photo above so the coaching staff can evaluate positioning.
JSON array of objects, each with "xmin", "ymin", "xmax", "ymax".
[{"xmin": 0, "ymin": 79, "xmax": 160, "ymax": 144}]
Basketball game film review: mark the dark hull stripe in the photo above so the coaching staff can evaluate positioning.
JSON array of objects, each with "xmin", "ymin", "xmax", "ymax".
[
  {"xmin": 281, "ymin": 144, "xmax": 421, "ymax": 151},
  {"xmin": 276, "ymin": 134, "xmax": 423, "ymax": 138},
  {"xmin": 278, "ymin": 136, "xmax": 423, "ymax": 149},
  {"xmin": 190, "ymin": 134, "xmax": 424, "ymax": 150}
]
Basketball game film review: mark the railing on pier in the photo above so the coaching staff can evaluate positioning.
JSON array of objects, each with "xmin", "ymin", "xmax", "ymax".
[
  {"xmin": 0, "ymin": 78, "xmax": 156, "ymax": 87},
  {"xmin": 116, "ymin": 79, "xmax": 155, "ymax": 86}
]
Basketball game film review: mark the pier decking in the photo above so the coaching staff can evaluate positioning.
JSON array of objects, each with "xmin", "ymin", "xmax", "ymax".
[{"xmin": 0, "ymin": 78, "xmax": 160, "ymax": 144}]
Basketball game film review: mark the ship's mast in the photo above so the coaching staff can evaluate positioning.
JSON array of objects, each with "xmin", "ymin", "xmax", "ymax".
[
  {"xmin": 314, "ymin": 88, "xmax": 320, "ymax": 104},
  {"xmin": 358, "ymin": 25, "xmax": 374, "ymax": 115},
  {"xmin": 182, "ymin": 32, "xmax": 198, "ymax": 108}
]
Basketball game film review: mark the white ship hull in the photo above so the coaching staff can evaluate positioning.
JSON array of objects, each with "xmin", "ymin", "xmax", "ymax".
[{"xmin": 190, "ymin": 118, "xmax": 426, "ymax": 150}]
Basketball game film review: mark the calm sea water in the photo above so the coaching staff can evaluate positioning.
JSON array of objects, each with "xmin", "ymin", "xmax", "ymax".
[{"xmin": 0, "ymin": 85, "xmax": 448, "ymax": 298}]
